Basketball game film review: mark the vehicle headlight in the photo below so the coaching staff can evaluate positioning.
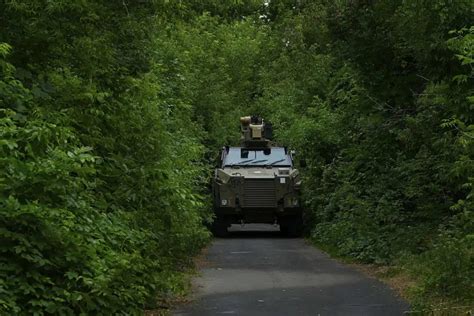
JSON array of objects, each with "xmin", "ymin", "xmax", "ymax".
[{"xmin": 221, "ymin": 199, "xmax": 228, "ymax": 206}]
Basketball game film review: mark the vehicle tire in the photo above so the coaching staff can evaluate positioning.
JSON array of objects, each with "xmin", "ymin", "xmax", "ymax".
[
  {"xmin": 211, "ymin": 218, "xmax": 229, "ymax": 237},
  {"xmin": 283, "ymin": 216, "xmax": 303, "ymax": 237},
  {"xmin": 279, "ymin": 224, "xmax": 288, "ymax": 236}
]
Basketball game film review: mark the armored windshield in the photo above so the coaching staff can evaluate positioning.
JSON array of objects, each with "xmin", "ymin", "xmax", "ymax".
[{"xmin": 223, "ymin": 147, "xmax": 292, "ymax": 167}]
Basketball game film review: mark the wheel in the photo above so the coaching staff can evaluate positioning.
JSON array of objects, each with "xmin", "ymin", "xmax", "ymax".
[
  {"xmin": 279, "ymin": 223, "xmax": 288, "ymax": 235},
  {"xmin": 287, "ymin": 218, "xmax": 303, "ymax": 237},
  {"xmin": 280, "ymin": 216, "xmax": 303, "ymax": 237},
  {"xmin": 211, "ymin": 217, "xmax": 229, "ymax": 237}
]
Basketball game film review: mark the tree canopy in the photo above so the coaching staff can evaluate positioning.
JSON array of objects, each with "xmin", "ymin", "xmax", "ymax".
[{"xmin": 1, "ymin": 0, "xmax": 472, "ymax": 314}]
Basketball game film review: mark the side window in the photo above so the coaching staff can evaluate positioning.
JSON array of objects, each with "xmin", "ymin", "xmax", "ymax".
[
  {"xmin": 220, "ymin": 146, "xmax": 231, "ymax": 167},
  {"xmin": 219, "ymin": 148, "xmax": 226, "ymax": 168}
]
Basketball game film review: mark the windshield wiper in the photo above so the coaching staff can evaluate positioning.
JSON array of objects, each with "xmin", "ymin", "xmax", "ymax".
[
  {"xmin": 266, "ymin": 159, "xmax": 286, "ymax": 166},
  {"xmin": 233, "ymin": 159, "xmax": 255, "ymax": 166},
  {"xmin": 240, "ymin": 159, "xmax": 268, "ymax": 165}
]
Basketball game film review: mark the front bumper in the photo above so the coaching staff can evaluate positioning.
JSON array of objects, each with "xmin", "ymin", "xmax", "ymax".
[{"xmin": 215, "ymin": 206, "xmax": 302, "ymax": 224}]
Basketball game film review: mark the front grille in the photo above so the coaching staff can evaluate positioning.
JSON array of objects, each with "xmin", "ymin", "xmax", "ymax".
[{"xmin": 243, "ymin": 179, "xmax": 276, "ymax": 208}]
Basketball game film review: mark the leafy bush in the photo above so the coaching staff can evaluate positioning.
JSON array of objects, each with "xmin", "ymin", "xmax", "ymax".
[
  {"xmin": 408, "ymin": 234, "xmax": 474, "ymax": 302},
  {"xmin": 258, "ymin": 0, "xmax": 474, "ymax": 307},
  {"xmin": 0, "ymin": 1, "xmax": 211, "ymax": 314},
  {"xmin": 1, "ymin": 0, "xmax": 472, "ymax": 312}
]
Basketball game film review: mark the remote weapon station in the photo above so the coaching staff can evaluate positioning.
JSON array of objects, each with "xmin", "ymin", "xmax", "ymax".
[{"xmin": 212, "ymin": 116, "xmax": 303, "ymax": 236}]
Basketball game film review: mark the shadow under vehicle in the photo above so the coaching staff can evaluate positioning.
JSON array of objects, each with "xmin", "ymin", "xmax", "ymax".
[{"xmin": 212, "ymin": 116, "xmax": 303, "ymax": 237}]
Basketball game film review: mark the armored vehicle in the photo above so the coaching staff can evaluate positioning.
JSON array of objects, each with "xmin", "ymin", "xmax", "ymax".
[{"xmin": 211, "ymin": 116, "xmax": 303, "ymax": 236}]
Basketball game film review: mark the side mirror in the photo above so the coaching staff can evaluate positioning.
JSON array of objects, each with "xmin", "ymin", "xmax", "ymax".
[{"xmin": 299, "ymin": 159, "xmax": 307, "ymax": 168}]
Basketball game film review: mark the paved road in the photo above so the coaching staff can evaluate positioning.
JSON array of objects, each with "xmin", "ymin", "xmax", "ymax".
[{"xmin": 175, "ymin": 224, "xmax": 409, "ymax": 316}]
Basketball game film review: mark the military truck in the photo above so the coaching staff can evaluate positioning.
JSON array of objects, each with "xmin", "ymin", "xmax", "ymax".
[{"xmin": 211, "ymin": 116, "xmax": 303, "ymax": 236}]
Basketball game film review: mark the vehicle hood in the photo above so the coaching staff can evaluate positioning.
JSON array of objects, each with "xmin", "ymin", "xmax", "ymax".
[{"xmin": 219, "ymin": 167, "xmax": 295, "ymax": 179}]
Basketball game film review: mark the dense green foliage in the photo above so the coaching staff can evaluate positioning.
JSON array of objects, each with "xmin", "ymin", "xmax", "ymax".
[
  {"xmin": 1, "ymin": 0, "xmax": 473, "ymax": 313},
  {"xmin": 0, "ymin": 2, "xmax": 213, "ymax": 314},
  {"xmin": 257, "ymin": 0, "xmax": 474, "ymax": 308}
]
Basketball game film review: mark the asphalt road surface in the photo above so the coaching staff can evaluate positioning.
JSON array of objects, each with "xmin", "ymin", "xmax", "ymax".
[{"xmin": 175, "ymin": 224, "xmax": 410, "ymax": 316}]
